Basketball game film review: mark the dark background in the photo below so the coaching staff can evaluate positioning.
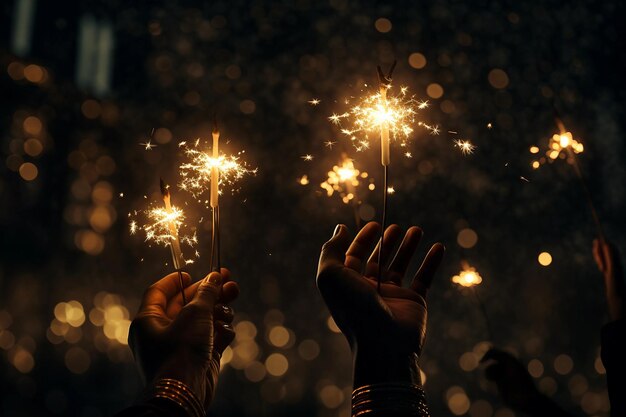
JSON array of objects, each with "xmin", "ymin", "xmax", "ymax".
[{"xmin": 1, "ymin": 1, "xmax": 625, "ymax": 416}]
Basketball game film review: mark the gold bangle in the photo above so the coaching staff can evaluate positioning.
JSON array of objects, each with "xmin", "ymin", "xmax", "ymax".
[
  {"xmin": 352, "ymin": 383, "xmax": 429, "ymax": 416},
  {"xmin": 149, "ymin": 378, "xmax": 205, "ymax": 417}
]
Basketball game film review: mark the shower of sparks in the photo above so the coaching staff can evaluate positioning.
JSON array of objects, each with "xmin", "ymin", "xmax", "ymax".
[
  {"xmin": 129, "ymin": 206, "xmax": 198, "ymax": 260},
  {"xmin": 302, "ymin": 154, "xmax": 314, "ymax": 161},
  {"xmin": 451, "ymin": 264, "xmax": 483, "ymax": 287},
  {"xmin": 139, "ymin": 140, "xmax": 156, "ymax": 150},
  {"xmin": 530, "ymin": 131, "xmax": 584, "ymax": 169},
  {"xmin": 454, "ymin": 139, "xmax": 476, "ymax": 155},
  {"xmin": 329, "ymin": 85, "xmax": 437, "ymax": 152},
  {"xmin": 321, "ymin": 157, "xmax": 370, "ymax": 204},
  {"xmin": 308, "ymin": 99, "xmax": 321, "ymax": 105},
  {"xmin": 178, "ymin": 140, "xmax": 256, "ymax": 200}
]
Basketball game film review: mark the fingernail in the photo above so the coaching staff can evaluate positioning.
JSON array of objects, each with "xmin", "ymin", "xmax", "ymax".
[
  {"xmin": 333, "ymin": 224, "xmax": 341, "ymax": 237},
  {"xmin": 207, "ymin": 272, "xmax": 222, "ymax": 285}
]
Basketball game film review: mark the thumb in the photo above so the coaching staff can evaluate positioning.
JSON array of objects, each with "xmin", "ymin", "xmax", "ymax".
[
  {"xmin": 317, "ymin": 224, "xmax": 351, "ymax": 278},
  {"xmin": 191, "ymin": 272, "xmax": 222, "ymax": 310}
]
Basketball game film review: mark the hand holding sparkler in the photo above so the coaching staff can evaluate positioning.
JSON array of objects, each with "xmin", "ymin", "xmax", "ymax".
[
  {"xmin": 129, "ymin": 269, "xmax": 240, "ymax": 409},
  {"xmin": 481, "ymin": 349, "xmax": 573, "ymax": 417},
  {"xmin": 593, "ymin": 239, "xmax": 625, "ymax": 321},
  {"xmin": 317, "ymin": 222, "xmax": 444, "ymax": 387}
]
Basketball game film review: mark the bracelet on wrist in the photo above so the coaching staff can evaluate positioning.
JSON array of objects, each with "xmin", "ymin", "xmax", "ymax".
[
  {"xmin": 352, "ymin": 383, "xmax": 430, "ymax": 417},
  {"xmin": 148, "ymin": 378, "xmax": 205, "ymax": 417}
]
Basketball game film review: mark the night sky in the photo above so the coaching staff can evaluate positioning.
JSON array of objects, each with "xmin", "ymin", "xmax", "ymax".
[{"xmin": 1, "ymin": 1, "xmax": 625, "ymax": 416}]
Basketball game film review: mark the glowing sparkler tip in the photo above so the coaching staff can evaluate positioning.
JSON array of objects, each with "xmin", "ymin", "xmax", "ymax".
[{"xmin": 452, "ymin": 265, "xmax": 483, "ymax": 287}]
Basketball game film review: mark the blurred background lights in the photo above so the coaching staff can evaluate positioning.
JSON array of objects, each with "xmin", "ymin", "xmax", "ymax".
[{"xmin": 538, "ymin": 251, "xmax": 553, "ymax": 266}]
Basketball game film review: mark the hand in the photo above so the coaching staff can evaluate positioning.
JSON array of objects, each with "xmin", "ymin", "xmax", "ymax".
[
  {"xmin": 481, "ymin": 349, "xmax": 541, "ymax": 411},
  {"xmin": 317, "ymin": 222, "xmax": 444, "ymax": 387},
  {"xmin": 593, "ymin": 239, "xmax": 625, "ymax": 320},
  {"xmin": 129, "ymin": 269, "xmax": 240, "ymax": 408},
  {"xmin": 481, "ymin": 349, "xmax": 574, "ymax": 417}
]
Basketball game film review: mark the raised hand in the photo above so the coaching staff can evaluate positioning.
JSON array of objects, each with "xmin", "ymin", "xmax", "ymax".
[
  {"xmin": 129, "ymin": 269, "xmax": 239, "ymax": 408},
  {"xmin": 317, "ymin": 222, "xmax": 444, "ymax": 386}
]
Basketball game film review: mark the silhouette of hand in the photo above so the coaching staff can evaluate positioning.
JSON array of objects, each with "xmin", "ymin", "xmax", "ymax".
[
  {"xmin": 317, "ymin": 222, "xmax": 444, "ymax": 386},
  {"xmin": 129, "ymin": 269, "xmax": 239, "ymax": 407}
]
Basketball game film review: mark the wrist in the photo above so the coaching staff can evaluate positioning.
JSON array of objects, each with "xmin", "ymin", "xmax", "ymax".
[
  {"xmin": 154, "ymin": 351, "xmax": 208, "ymax": 406},
  {"xmin": 353, "ymin": 347, "xmax": 421, "ymax": 388}
]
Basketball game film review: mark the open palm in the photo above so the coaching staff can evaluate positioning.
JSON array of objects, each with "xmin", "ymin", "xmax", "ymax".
[{"xmin": 317, "ymin": 222, "xmax": 444, "ymax": 358}]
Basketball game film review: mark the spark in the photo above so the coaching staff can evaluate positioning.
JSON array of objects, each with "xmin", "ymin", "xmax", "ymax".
[
  {"xmin": 532, "ymin": 130, "xmax": 584, "ymax": 168},
  {"xmin": 129, "ymin": 220, "xmax": 138, "ymax": 234},
  {"xmin": 308, "ymin": 98, "xmax": 321, "ymax": 105},
  {"xmin": 178, "ymin": 140, "xmax": 255, "ymax": 200},
  {"xmin": 299, "ymin": 175, "xmax": 310, "ymax": 185},
  {"xmin": 139, "ymin": 140, "xmax": 156, "ymax": 150},
  {"xmin": 387, "ymin": 186, "xmax": 395, "ymax": 194},
  {"xmin": 520, "ymin": 176, "xmax": 530, "ymax": 182},
  {"xmin": 487, "ymin": 123, "xmax": 493, "ymax": 129},
  {"xmin": 321, "ymin": 156, "xmax": 368, "ymax": 204},
  {"xmin": 119, "ymin": 192, "xmax": 124, "ymax": 198},
  {"xmin": 405, "ymin": 152, "xmax": 412, "ymax": 158},
  {"xmin": 330, "ymin": 85, "xmax": 433, "ymax": 152},
  {"xmin": 452, "ymin": 264, "xmax": 483, "ymax": 287},
  {"xmin": 454, "ymin": 139, "xmax": 476, "ymax": 155},
  {"xmin": 324, "ymin": 140, "xmax": 337, "ymax": 149},
  {"xmin": 301, "ymin": 154, "xmax": 314, "ymax": 161}
]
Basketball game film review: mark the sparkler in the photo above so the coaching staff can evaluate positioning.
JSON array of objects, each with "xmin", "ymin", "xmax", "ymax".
[
  {"xmin": 452, "ymin": 262, "xmax": 492, "ymax": 341},
  {"xmin": 160, "ymin": 178, "xmax": 187, "ymax": 305},
  {"xmin": 178, "ymin": 118, "xmax": 255, "ymax": 271},
  {"xmin": 329, "ymin": 62, "xmax": 437, "ymax": 292},
  {"xmin": 531, "ymin": 115, "xmax": 604, "ymax": 240},
  {"xmin": 320, "ymin": 153, "xmax": 370, "ymax": 228}
]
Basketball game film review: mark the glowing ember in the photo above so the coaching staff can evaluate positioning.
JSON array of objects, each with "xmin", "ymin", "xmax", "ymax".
[
  {"xmin": 320, "ymin": 156, "xmax": 370, "ymax": 204},
  {"xmin": 454, "ymin": 139, "xmax": 476, "ymax": 155},
  {"xmin": 531, "ymin": 130, "xmax": 584, "ymax": 168},
  {"xmin": 452, "ymin": 265, "xmax": 483, "ymax": 287}
]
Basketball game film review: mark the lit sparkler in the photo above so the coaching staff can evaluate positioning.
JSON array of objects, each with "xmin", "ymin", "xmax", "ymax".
[
  {"xmin": 178, "ymin": 119, "xmax": 255, "ymax": 271},
  {"xmin": 452, "ymin": 262, "xmax": 492, "ymax": 341},
  {"xmin": 160, "ymin": 178, "xmax": 188, "ymax": 304},
  {"xmin": 321, "ymin": 154, "xmax": 371, "ymax": 228},
  {"xmin": 531, "ymin": 115, "xmax": 604, "ymax": 239}
]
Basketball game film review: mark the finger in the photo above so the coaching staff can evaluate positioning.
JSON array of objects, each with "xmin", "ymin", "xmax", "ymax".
[
  {"xmin": 190, "ymin": 272, "xmax": 222, "ymax": 310},
  {"xmin": 139, "ymin": 272, "xmax": 192, "ymax": 314},
  {"xmin": 214, "ymin": 321, "xmax": 235, "ymax": 354},
  {"xmin": 213, "ymin": 304, "xmax": 235, "ymax": 323},
  {"xmin": 592, "ymin": 239, "xmax": 605, "ymax": 272},
  {"xmin": 364, "ymin": 224, "xmax": 403, "ymax": 279},
  {"xmin": 387, "ymin": 227, "xmax": 423, "ymax": 285},
  {"xmin": 221, "ymin": 281, "xmax": 240, "ymax": 304},
  {"xmin": 317, "ymin": 224, "xmax": 352, "ymax": 277},
  {"xmin": 410, "ymin": 243, "xmax": 445, "ymax": 297},
  {"xmin": 344, "ymin": 222, "xmax": 381, "ymax": 272}
]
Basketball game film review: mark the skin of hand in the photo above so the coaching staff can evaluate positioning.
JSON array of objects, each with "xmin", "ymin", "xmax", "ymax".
[
  {"xmin": 481, "ymin": 349, "xmax": 542, "ymax": 411},
  {"xmin": 129, "ymin": 268, "xmax": 240, "ymax": 408},
  {"xmin": 593, "ymin": 239, "xmax": 625, "ymax": 321},
  {"xmin": 317, "ymin": 222, "xmax": 445, "ymax": 387}
]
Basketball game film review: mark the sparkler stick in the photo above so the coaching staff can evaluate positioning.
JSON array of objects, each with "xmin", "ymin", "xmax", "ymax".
[
  {"xmin": 160, "ymin": 178, "xmax": 188, "ymax": 305},
  {"xmin": 210, "ymin": 118, "xmax": 221, "ymax": 272},
  {"xmin": 452, "ymin": 263, "xmax": 493, "ymax": 342},
  {"xmin": 376, "ymin": 61, "xmax": 396, "ymax": 293},
  {"xmin": 554, "ymin": 115, "xmax": 605, "ymax": 241}
]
